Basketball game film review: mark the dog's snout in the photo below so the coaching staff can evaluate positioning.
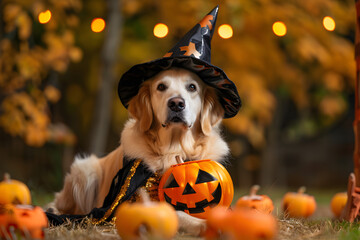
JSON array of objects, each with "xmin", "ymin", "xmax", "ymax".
[{"xmin": 168, "ymin": 97, "xmax": 185, "ymax": 112}]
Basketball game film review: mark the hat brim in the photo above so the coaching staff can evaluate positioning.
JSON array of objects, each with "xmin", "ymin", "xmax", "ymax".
[{"xmin": 118, "ymin": 56, "xmax": 241, "ymax": 118}]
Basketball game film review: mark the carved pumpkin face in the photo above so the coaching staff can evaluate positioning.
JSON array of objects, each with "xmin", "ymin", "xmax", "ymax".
[
  {"xmin": 158, "ymin": 160, "xmax": 234, "ymax": 219},
  {"xmin": 0, "ymin": 204, "xmax": 48, "ymax": 239},
  {"xmin": 236, "ymin": 185, "xmax": 274, "ymax": 214}
]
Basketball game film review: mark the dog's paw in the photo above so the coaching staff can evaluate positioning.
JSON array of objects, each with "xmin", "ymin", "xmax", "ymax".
[
  {"xmin": 44, "ymin": 202, "xmax": 60, "ymax": 215},
  {"xmin": 177, "ymin": 211, "xmax": 207, "ymax": 236}
]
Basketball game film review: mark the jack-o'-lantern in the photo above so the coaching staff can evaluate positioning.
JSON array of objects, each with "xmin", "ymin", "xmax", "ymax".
[
  {"xmin": 158, "ymin": 159, "xmax": 234, "ymax": 219},
  {"xmin": 330, "ymin": 192, "xmax": 347, "ymax": 218},
  {"xmin": 236, "ymin": 185, "xmax": 274, "ymax": 214},
  {"xmin": 115, "ymin": 195, "xmax": 178, "ymax": 240},
  {"xmin": 0, "ymin": 204, "xmax": 48, "ymax": 239},
  {"xmin": 0, "ymin": 173, "xmax": 31, "ymax": 205},
  {"xmin": 282, "ymin": 186, "xmax": 316, "ymax": 218},
  {"xmin": 205, "ymin": 207, "xmax": 278, "ymax": 240}
]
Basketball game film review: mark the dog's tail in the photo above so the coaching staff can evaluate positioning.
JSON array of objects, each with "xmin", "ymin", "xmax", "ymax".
[{"xmin": 52, "ymin": 154, "xmax": 102, "ymax": 215}]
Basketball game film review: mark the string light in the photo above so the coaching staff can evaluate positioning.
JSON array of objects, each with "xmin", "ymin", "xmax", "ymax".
[
  {"xmin": 272, "ymin": 21, "xmax": 287, "ymax": 37},
  {"xmin": 218, "ymin": 24, "xmax": 233, "ymax": 39},
  {"xmin": 91, "ymin": 18, "xmax": 106, "ymax": 33},
  {"xmin": 323, "ymin": 16, "xmax": 335, "ymax": 31},
  {"xmin": 38, "ymin": 10, "xmax": 52, "ymax": 24},
  {"xmin": 153, "ymin": 23, "xmax": 169, "ymax": 38}
]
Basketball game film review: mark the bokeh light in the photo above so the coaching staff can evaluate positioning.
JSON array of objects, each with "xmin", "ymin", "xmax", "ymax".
[
  {"xmin": 153, "ymin": 23, "xmax": 169, "ymax": 38},
  {"xmin": 38, "ymin": 10, "xmax": 52, "ymax": 24},
  {"xmin": 91, "ymin": 18, "xmax": 106, "ymax": 33},
  {"xmin": 218, "ymin": 24, "xmax": 233, "ymax": 39},
  {"xmin": 323, "ymin": 16, "xmax": 336, "ymax": 31},
  {"xmin": 272, "ymin": 21, "xmax": 287, "ymax": 37}
]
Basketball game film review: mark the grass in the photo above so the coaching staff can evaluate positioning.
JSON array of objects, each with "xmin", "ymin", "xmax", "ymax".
[
  {"xmin": 277, "ymin": 219, "xmax": 360, "ymax": 240},
  {"xmin": 336, "ymin": 221, "xmax": 360, "ymax": 240},
  {"xmin": 39, "ymin": 188, "xmax": 360, "ymax": 239},
  {"xmin": 44, "ymin": 217, "xmax": 360, "ymax": 240},
  {"xmin": 45, "ymin": 220, "xmax": 119, "ymax": 240}
]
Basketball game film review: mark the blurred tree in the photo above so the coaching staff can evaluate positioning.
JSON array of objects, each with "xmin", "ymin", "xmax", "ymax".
[{"xmin": 89, "ymin": 0, "xmax": 122, "ymax": 156}]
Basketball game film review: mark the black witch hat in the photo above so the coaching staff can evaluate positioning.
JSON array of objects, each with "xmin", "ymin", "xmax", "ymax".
[{"xmin": 118, "ymin": 6, "xmax": 241, "ymax": 118}]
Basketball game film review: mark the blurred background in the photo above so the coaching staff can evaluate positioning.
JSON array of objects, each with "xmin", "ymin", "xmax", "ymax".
[{"xmin": 0, "ymin": 0, "xmax": 356, "ymax": 202}]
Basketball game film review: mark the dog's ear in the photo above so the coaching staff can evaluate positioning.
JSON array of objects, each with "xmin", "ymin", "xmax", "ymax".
[
  {"xmin": 128, "ymin": 82, "xmax": 153, "ymax": 132},
  {"xmin": 200, "ymin": 87, "xmax": 224, "ymax": 136}
]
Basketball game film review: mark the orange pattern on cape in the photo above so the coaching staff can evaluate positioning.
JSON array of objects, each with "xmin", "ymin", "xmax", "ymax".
[{"xmin": 163, "ymin": 52, "xmax": 173, "ymax": 57}]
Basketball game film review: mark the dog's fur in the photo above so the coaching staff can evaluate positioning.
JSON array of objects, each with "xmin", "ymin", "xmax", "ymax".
[{"xmin": 50, "ymin": 67, "xmax": 229, "ymax": 235}]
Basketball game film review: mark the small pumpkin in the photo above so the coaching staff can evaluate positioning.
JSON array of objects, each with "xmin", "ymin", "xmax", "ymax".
[
  {"xmin": 205, "ymin": 206, "xmax": 277, "ymax": 240},
  {"xmin": 282, "ymin": 186, "xmax": 316, "ymax": 218},
  {"xmin": 0, "ymin": 204, "xmax": 48, "ymax": 239},
  {"xmin": 0, "ymin": 173, "xmax": 31, "ymax": 205},
  {"xmin": 330, "ymin": 192, "xmax": 347, "ymax": 218},
  {"xmin": 158, "ymin": 159, "xmax": 234, "ymax": 219},
  {"xmin": 115, "ymin": 190, "xmax": 178, "ymax": 240},
  {"xmin": 236, "ymin": 185, "xmax": 274, "ymax": 214}
]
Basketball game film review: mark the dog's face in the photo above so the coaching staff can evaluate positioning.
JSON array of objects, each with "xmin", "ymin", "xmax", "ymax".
[
  {"xmin": 149, "ymin": 68, "xmax": 204, "ymax": 129},
  {"xmin": 128, "ymin": 67, "xmax": 224, "ymax": 135}
]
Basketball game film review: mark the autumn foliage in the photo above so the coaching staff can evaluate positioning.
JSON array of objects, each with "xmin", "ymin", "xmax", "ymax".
[
  {"xmin": 118, "ymin": 0, "xmax": 356, "ymax": 152},
  {"xmin": 0, "ymin": 0, "xmax": 80, "ymax": 146},
  {"xmin": 216, "ymin": 0, "xmax": 355, "ymax": 149},
  {"xmin": 0, "ymin": 0, "xmax": 356, "ymax": 152}
]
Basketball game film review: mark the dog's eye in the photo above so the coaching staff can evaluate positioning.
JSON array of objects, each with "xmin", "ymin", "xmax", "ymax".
[
  {"xmin": 187, "ymin": 84, "xmax": 197, "ymax": 92},
  {"xmin": 157, "ymin": 83, "xmax": 167, "ymax": 91}
]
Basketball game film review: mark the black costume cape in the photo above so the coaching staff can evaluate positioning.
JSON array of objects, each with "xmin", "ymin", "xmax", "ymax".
[{"xmin": 46, "ymin": 158, "xmax": 153, "ymax": 225}]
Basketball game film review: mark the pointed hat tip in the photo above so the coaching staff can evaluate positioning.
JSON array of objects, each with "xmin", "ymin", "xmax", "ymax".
[
  {"xmin": 202, "ymin": 5, "xmax": 219, "ymax": 23},
  {"xmin": 212, "ymin": 5, "xmax": 219, "ymax": 12},
  {"xmin": 208, "ymin": 5, "xmax": 219, "ymax": 19}
]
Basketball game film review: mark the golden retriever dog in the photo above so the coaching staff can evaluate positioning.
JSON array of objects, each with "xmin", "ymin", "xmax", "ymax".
[{"xmin": 50, "ymin": 67, "xmax": 229, "ymax": 235}]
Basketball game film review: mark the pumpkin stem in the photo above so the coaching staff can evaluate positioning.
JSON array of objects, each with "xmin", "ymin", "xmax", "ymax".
[
  {"xmin": 138, "ymin": 188, "xmax": 151, "ymax": 205},
  {"xmin": 138, "ymin": 223, "xmax": 150, "ymax": 239},
  {"xmin": 298, "ymin": 186, "xmax": 306, "ymax": 194},
  {"xmin": 175, "ymin": 155, "xmax": 183, "ymax": 164},
  {"xmin": 3, "ymin": 173, "xmax": 10, "ymax": 182},
  {"xmin": 250, "ymin": 185, "xmax": 260, "ymax": 196}
]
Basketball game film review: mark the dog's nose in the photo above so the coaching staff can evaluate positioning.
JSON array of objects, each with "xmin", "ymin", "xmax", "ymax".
[{"xmin": 168, "ymin": 97, "xmax": 185, "ymax": 112}]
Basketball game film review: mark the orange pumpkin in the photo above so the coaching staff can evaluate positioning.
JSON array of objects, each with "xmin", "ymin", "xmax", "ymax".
[
  {"xmin": 115, "ymin": 192, "xmax": 178, "ymax": 240},
  {"xmin": 282, "ymin": 186, "xmax": 316, "ymax": 218},
  {"xmin": 205, "ymin": 207, "xmax": 277, "ymax": 240},
  {"xmin": 0, "ymin": 204, "xmax": 48, "ymax": 239},
  {"xmin": 158, "ymin": 159, "xmax": 234, "ymax": 219},
  {"xmin": 330, "ymin": 192, "xmax": 347, "ymax": 218},
  {"xmin": 0, "ymin": 173, "xmax": 31, "ymax": 205},
  {"xmin": 236, "ymin": 185, "xmax": 274, "ymax": 214}
]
